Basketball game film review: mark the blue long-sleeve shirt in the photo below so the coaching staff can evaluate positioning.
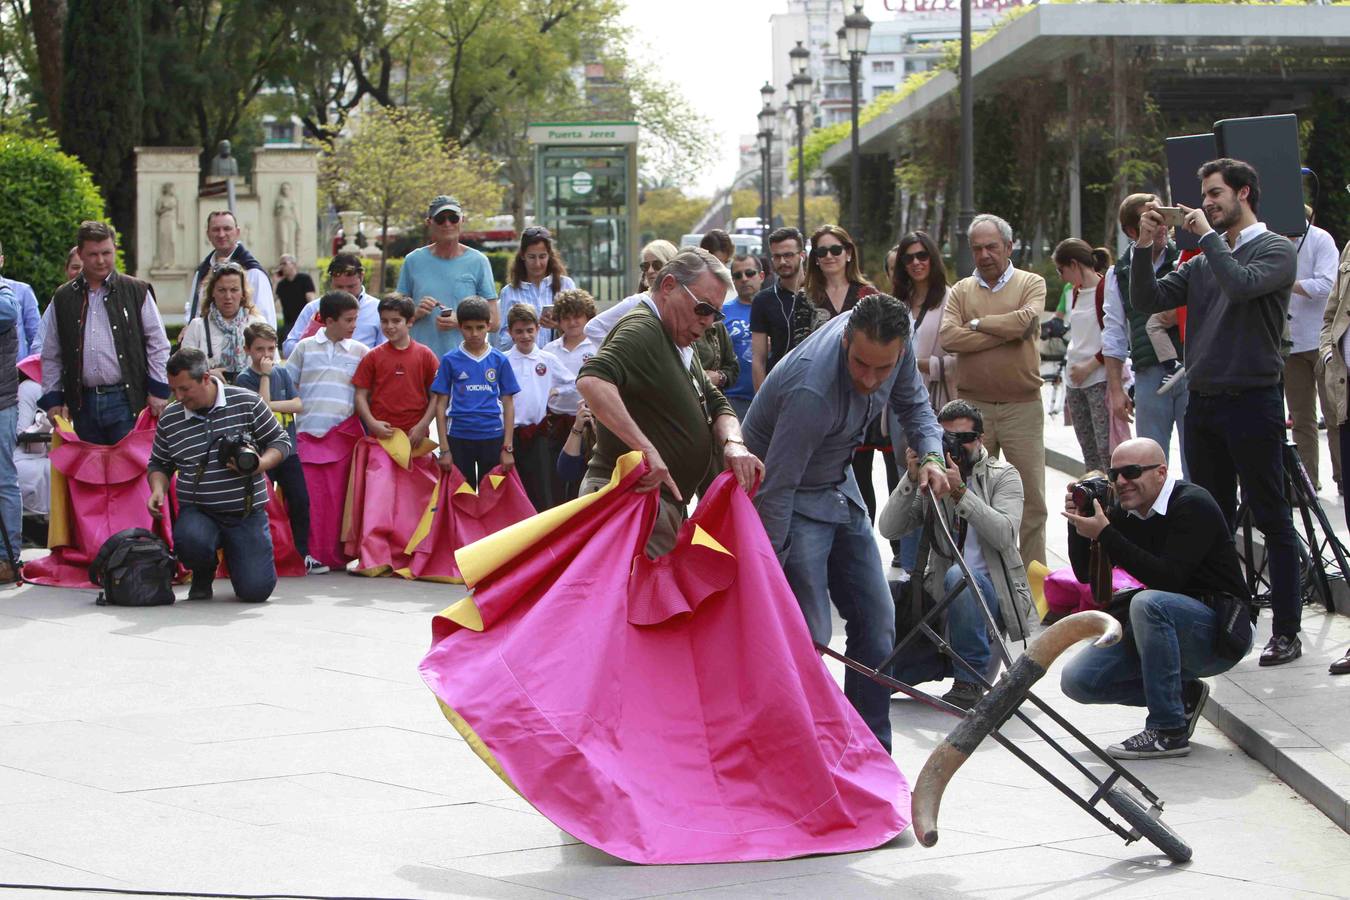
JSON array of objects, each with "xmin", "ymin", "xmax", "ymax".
[
  {"xmin": 742, "ymin": 310, "xmax": 943, "ymax": 556},
  {"xmin": 0, "ymin": 277, "xmax": 35, "ymax": 353}
]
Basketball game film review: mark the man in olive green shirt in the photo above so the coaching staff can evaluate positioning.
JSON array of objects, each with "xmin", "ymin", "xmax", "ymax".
[{"xmin": 578, "ymin": 249, "xmax": 764, "ymax": 557}]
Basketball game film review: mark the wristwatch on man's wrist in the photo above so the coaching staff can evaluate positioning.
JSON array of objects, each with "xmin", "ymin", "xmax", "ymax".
[{"xmin": 968, "ymin": 318, "xmax": 981, "ymax": 332}]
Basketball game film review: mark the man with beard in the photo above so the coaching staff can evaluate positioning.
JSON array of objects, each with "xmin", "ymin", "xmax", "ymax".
[
  {"xmin": 1131, "ymin": 157, "xmax": 1300, "ymax": 666},
  {"xmin": 743, "ymin": 293, "xmax": 947, "ymax": 752},
  {"xmin": 750, "ymin": 227, "xmax": 806, "ymax": 388}
]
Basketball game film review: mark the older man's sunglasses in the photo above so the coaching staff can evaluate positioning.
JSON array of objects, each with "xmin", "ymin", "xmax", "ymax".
[
  {"xmin": 1107, "ymin": 463, "xmax": 1161, "ymax": 482},
  {"xmin": 433, "ymin": 211, "xmax": 461, "ymax": 224},
  {"xmin": 732, "ymin": 268, "xmax": 760, "ymax": 281},
  {"xmin": 680, "ymin": 283, "xmax": 725, "ymax": 321}
]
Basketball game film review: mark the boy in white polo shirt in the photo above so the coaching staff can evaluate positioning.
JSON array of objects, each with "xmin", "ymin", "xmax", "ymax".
[
  {"xmin": 505, "ymin": 304, "xmax": 573, "ymax": 510},
  {"xmin": 543, "ymin": 288, "xmax": 597, "ymax": 502}
]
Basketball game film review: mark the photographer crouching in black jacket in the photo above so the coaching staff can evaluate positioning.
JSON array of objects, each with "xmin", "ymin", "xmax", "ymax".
[
  {"xmin": 147, "ymin": 348, "xmax": 291, "ymax": 602},
  {"xmin": 1060, "ymin": 437, "xmax": 1253, "ymax": 760}
]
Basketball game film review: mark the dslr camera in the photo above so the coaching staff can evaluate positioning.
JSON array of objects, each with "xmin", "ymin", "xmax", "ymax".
[
  {"xmin": 218, "ymin": 434, "xmax": 261, "ymax": 475},
  {"xmin": 1070, "ymin": 475, "xmax": 1113, "ymax": 516}
]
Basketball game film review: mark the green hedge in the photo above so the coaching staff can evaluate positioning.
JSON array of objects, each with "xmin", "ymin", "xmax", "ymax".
[{"xmin": 0, "ymin": 134, "xmax": 107, "ymax": 302}]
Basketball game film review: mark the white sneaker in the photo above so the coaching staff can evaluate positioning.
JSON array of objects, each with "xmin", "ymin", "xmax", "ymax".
[{"xmin": 304, "ymin": 555, "xmax": 330, "ymax": 575}]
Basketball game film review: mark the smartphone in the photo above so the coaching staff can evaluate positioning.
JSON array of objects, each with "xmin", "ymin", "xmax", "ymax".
[
  {"xmin": 438, "ymin": 307, "xmax": 455, "ymax": 318},
  {"xmin": 1154, "ymin": 206, "xmax": 1186, "ymax": 227},
  {"xmin": 542, "ymin": 304, "xmax": 554, "ymax": 321}
]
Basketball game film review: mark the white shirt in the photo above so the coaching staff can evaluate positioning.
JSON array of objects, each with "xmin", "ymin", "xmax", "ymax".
[
  {"xmin": 543, "ymin": 334, "xmax": 597, "ymax": 414},
  {"xmin": 585, "ymin": 293, "xmax": 644, "ymax": 344},
  {"xmin": 639, "ymin": 295, "xmax": 694, "ymax": 369},
  {"xmin": 1065, "ymin": 285, "xmax": 1107, "ymax": 389},
  {"xmin": 506, "ymin": 345, "xmax": 573, "ymax": 427},
  {"xmin": 1230, "ymin": 221, "xmax": 1268, "ymax": 253},
  {"xmin": 1288, "ymin": 223, "xmax": 1339, "ymax": 354},
  {"xmin": 1128, "ymin": 474, "xmax": 1177, "ymax": 520},
  {"xmin": 281, "ymin": 291, "xmax": 384, "ymax": 356},
  {"xmin": 975, "ymin": 260, "xmax": 1014, "ymax": 293}
]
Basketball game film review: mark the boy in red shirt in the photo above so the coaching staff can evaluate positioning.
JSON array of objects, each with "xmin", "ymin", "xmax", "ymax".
[{"xmin": 352, "ymin": 294, "xmax": 439, "ymax": 444}]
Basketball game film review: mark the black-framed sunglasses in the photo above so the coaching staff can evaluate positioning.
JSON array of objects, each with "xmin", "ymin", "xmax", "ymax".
[
  {"xmin": 732, "ymin": 268, "xmax": 760, "ymax": 281},
  {"xmin": 770, "ymin": 251, "xmax": 801, "ymax": 262},
  {"xmin": 433, "ymin": 211, "xmax": 461, "ymax": 224},
  {"xmin": 522, "ymin": 225, "xmax": 551, "ymax": 240},
  {"xmin": 1107, "ymin": 463, "xmax": 1162, "ymax": 482},
  {"xmin": 680, "ymin": 283, "xmax": 725, "ymax": 321},
  {"xmin": 812, "ymin": 244, "xmax": 847, "ymax": 259},
  {"xmin": 902, "ymin": 249, "xmax": 931, "ymax": 265}
]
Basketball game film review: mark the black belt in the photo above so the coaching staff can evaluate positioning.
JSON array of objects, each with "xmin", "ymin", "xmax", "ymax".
[
  {"xmin": 1191, "ymin": 386, "xmax": 1272, "ymax": 398},
  {"xmin": 84, "ymin": 383, "xmax": 127, "ymax": 395}
]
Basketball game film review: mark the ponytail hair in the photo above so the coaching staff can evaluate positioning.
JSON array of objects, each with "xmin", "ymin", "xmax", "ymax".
[{"xmin": 1091, "ymin": 246, "xmax": 1113, "ymax": 275}]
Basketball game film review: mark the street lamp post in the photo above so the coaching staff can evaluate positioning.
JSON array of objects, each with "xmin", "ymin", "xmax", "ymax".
[
  {"xmin": 955, "ymin": 0, "xmax": 976, "ymax": 277},
  {"xmin": 789, "ymin": 40, "xmax": 811, "ymax": 235},
  {"xmin": 757, "ymin": 81, "xmax": 776, "ymax": 257},
  {"xmin": 840, "ymin": 4, "xmax": 871, "ymax": 248}
]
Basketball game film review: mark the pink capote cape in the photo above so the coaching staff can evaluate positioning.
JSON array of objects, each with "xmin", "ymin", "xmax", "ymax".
[
  {"xmin": 401, "ymin": 465, "xmax": 535, "ymax": 583},
  {"xmin": 419, "ymin": 453, "xmax": 908, "ymax": 864},
  {"xmin": 342, "ymin": 430, "xmax": 439, "ymax": 576},
  {"xmin": 1044, "ymin": 565, "xmax": 1143, "ymax": 617},
  {"xmin": 296, "ymin": 415, "xmax": 364, "ymax": 569},
  {"xmin": 25, "ymin": 411, "xmax": 175, "ymax": 588}
]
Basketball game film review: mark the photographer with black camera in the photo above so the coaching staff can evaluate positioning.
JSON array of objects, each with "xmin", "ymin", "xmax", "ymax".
[
  {"xmin": 147, "ymin": 348, "xmax": 291, "ymax": 602},
  {"xmin": 1061, "ymin": 437, "xmax": 1253, "ymax": 760},
  {"xmin": 879, "ymin": 400, "xmax": 1038, "ymax": 710}
]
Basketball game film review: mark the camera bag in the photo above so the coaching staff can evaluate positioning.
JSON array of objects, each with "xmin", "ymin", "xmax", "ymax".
[{"xmin": 89, "ymin": 528, "xmax": 177, "ymax": 607}]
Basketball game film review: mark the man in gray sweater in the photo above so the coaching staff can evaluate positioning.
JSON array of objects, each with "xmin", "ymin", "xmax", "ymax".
[{"xmin": 1130, "ymin": 157, "xmax": 1300, "ymax": 666}]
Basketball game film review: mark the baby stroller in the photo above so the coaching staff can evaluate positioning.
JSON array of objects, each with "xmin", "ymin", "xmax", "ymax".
[{"xmin": 1040, "ymin": 316, "xmax": 1069, "ymax": 418}]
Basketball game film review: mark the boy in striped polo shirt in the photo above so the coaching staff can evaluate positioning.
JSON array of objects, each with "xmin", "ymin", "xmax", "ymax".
[
  {"xmin": 148, "ymin": 348, "xmax": 292, "ymax": 602},
  {"xmin": 285, "ymin": 291, "xmax": 369, "ymax": 437}
]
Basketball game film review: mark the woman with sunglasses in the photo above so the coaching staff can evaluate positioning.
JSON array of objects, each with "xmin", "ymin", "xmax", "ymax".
[
  {"xmin": 498, "ymin": 227, "xmax": 576, "ymax": 349},
  {"xmin": 585, "ymin": 239, "xmax": 679, "ymax": 344},
  {"xmin": 179, "ymin": 263, "xmax": 267, "ymax": 383},
  {"xmin": 1054, "ymin": 238, "xmax": 1114, "ymax": 474},
  {"xmin": 789, "ymin": 225, "xmax": 877, "ymax": 350}
]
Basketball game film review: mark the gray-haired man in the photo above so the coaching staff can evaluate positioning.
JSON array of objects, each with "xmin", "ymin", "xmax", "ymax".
[{"xmin": 577, "ymin": 248, "xmax": 764, "ymax": 557}]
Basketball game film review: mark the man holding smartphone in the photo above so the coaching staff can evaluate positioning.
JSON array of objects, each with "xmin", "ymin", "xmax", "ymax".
[{"xmin": 1130, "ymin": 157, "xmax": 1301, "ymax": 666}]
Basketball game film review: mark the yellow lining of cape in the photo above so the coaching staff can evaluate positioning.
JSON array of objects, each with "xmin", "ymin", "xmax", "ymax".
[
  {"xmin": 691, "ymin": 525, "xmax": 732, "ymax": 556},
  {"xmin": 436, "ymin": 699, "xmax": 519, "ymax": 794},
  {"xmin": 46, "ymin": 416, "xmax": 74, "ymax": 548}
]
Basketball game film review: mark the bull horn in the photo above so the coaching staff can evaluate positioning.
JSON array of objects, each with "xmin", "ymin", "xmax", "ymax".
[{"xmin": 910, "ymin": 610, "xmax": 1121, "ymax": 848}]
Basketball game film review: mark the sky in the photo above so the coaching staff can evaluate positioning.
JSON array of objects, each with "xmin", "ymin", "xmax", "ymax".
[{"xmin": 618, "ymin": 0, "xmax": 893, "ymax": 199}]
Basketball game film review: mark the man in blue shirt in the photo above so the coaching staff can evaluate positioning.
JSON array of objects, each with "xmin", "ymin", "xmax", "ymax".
[
  {"xmin": 397, "ymin": 195, "xmax": 498, "ymax": 360},
  {"xmin": 281, "ymin": 254, "xmax": 385, "ymax": 356},
  {"xmin": 0, "ymin": 240, "xmax": 41, "ymax": 357},
  {"xmin": 743, "ymin": 293, "xmax": 948, "ymax": 752},
  {"xmin": 722, "ymin": 254, "xmax": 760, "ymax": 420}
]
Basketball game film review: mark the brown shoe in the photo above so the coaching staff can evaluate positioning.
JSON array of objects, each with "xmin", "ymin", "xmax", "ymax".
[
  {"xmin": 0, "ymin": 558, "xmax": 19, "ymax": 585},
  {"xmin": 1331, "ymin": 649, "xmax": 1350, "ymax": 676}
]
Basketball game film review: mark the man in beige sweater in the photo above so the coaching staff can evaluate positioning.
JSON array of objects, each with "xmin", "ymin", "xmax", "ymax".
[{"xmin": 940, "ymin": 214, "xmax": 1047, "ymax": 569}]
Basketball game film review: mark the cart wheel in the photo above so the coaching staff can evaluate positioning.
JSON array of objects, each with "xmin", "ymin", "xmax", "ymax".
[{"xmin": 1104, "ymin": 787, "xmax": 1192, "ymax": 863}]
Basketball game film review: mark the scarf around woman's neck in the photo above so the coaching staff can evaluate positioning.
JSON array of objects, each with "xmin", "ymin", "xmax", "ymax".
[{"xmin": 208, "ymin": 304, "xmax": 248, "ymax": 374}]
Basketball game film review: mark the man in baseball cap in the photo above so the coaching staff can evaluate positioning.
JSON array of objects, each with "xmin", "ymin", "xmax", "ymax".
[{"xmin": 397, "ymin": 195, "xmax": 498, "ymax": 359}]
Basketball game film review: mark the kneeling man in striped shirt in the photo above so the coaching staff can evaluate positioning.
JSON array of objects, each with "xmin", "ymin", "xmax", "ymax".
[{"xmin": 148, "ymin": 348, "xmax": 292, "ymax": 602}]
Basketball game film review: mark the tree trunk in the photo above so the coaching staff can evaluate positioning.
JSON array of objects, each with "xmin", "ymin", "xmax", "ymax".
[
  {"xmin": 379, "ymin": 213, "xmax": 390, "ymax": 293},
  {"xmin": 30, "ymin": 0, "xmax": 66, "ymax": 133}
]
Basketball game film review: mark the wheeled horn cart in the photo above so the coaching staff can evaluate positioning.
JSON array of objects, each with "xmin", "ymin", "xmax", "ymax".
[{"xmin": 817, "ymin": 490, "xmax": 1194, "ymax": 862}]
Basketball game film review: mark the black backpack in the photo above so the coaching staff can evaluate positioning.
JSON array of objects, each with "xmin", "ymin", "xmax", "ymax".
[{"xmin": 89, "ymin": 528, "xmax": 177, "ymax": 607}]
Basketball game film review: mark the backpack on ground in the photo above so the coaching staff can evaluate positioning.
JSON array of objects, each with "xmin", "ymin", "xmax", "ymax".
[{"xmin": 89, "ymin": 528, "xmax": 177, "ymax": 607}]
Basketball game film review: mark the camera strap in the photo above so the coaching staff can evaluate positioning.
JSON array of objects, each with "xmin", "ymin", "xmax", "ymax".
[{"xmin": 1089, "ymin": 540, "xmax": 1112, "ymax": 608}]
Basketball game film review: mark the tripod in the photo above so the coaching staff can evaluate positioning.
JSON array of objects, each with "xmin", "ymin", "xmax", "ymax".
[{"xmin": 1237, "ymin": 441, "xmax": 1350, "ymax": 613}]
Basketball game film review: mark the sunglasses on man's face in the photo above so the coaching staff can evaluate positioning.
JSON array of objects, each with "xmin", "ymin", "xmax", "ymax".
[
  {"xmin": 902, "ymin": 249, "xmax": 931, "ymax": 265},
  {"xmin": 812, "ymin": 244, "xmax": 846, "ymax": 259},
  {"xmin": 1107, "ymin": 463, "xmax": 1162, "ymax": 482},
  {"xmin": 732, "ymin": 269, "xmax": 760, "ymax": 281},
  {"xmin": 433, "ymin": 211, "xmax": 461, "ymax": 224},
  {"xmin": 680, "ymin": 283, "xmax": 724, "ymax": 320}
]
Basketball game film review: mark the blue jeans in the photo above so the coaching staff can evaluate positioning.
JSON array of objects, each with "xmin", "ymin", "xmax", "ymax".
[
  {"xmin": 1061, "ymin": 590, "xmax": 1247, "ymax": 731},
  {"xmin": 1132, "ymin": 364, "xmax": 1190, "ymax": 480},
  {"xmin": 0, "ymin": 406, "xmax": 19, "ymax": 562},
  {"xmin": 783, "ymin": 502, "xmax": 895, "ymax": 752},
  {"xmin": 72, "ymin": 387, "xmax": 135, "ymax": 446},
  {"xmin": 891, "ymin": 563, "xmax": 1003, "ymax": 685},
  {"xmin": 173, "ymin": 505, "xmax": 276, "ymax": 602}
]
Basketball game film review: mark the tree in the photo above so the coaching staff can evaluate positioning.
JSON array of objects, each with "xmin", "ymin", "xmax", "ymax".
[
  {"xmin": 60, "ymin": 0, "xmax": 142, "ymax": 255},
  {"xmin": 320, "ymin": 106, "xmax": 502, "ymax": 291},
  {"xmin": 0, "ymin": 133, "xmax": 105, "ymax": 299},
  {"xmin": 638, "ymin": 188, "xmax": 707, "ymax": 245}
]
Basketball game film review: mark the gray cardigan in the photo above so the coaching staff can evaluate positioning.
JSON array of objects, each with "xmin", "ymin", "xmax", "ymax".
[
  {"xmin": 878, "ymin": 450, "xmax": 1037, "ymax": 642},
  {"xmin": 1130, "ymin": 228, "xmax": 1295, "ymax": 393}
]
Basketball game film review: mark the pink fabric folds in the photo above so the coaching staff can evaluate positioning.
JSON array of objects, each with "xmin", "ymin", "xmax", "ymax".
[
  {"xmin": 296, "ymin": 416, "xmax": 364, "ymax": 569},
  {"xmin": 1044, "ymin": 565, "xmax": 1144, "ymax": 616},
  {"xmin": 419, "ymin": 465, "xmax": 908, "ymax": 864},
  {"xmin": 25, "ymin": 411, "xmax": 173, "ymax": 588},
  {"xmin": 404, "ymin": 466, "xmax": 535, "ymax": 582},
  {"xmin": 342, "ymin": 436, "xmax": 439, "ymax": 575}
]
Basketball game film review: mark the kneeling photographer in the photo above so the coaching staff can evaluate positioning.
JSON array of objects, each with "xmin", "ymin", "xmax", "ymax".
[
  {"xmin": 1060, "ymin": 437, "xmax": 1253, "ymax": 760},
  {"xmin": 879, "ymin": 400, "xmax": 1037, "ymax": 710},
  {"xmin": 147, "ymin": 348, "xmax": 291, "ymax": 602}
]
